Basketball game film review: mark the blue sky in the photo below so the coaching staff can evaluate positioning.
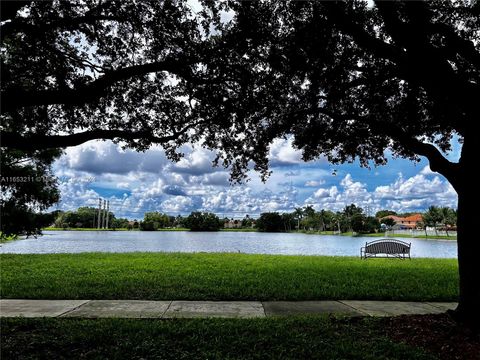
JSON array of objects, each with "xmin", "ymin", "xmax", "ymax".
[{"xmin": 51, "ymin": 138, "xmax": 459, "ymax": 220}]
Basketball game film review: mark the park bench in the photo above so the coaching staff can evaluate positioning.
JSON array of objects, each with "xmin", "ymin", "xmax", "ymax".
[{"xmin": 360, "ymin": 239, "xmax": 411, "ymax": 259}]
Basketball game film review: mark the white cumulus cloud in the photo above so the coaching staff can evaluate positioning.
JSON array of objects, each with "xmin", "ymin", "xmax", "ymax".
[
  {"xmin": 50, "ymin": 139, "xmax": 459, "ymax": 219},
  {"xmin": 305, "ymin": 180, "xmax": 325, "ymax": 187},
  {"xmin": 268, "ymin": 138, "xmax": 303, "ymax": 166}
]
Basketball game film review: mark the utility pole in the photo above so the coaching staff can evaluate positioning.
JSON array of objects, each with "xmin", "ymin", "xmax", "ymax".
[
  {"xmin": 105, "ymin": 200, "xmax": 110, "ymax": 229},
  {"xmin": 103, "ymin": 199, "xmax": 107, "ymax": 229},
  {"xmin": 365, "ymin": 205, "xmax": 372, "ymax": 217},
  {"xmin": 93, "ymin": 209, "xmax": 96, "ymax": 229},
  {"xmin": 97, "ymin": 198, "xmax": 102, "ymax": 229}
]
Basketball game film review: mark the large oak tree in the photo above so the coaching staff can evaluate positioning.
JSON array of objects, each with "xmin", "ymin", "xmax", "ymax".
[
  {"xmin": 211, "ymin": 0, "xmax": 479, "ymax": 325},
  {"xmin": 1, "ymin": 1, "xmax": 478, "ymax": 324}
]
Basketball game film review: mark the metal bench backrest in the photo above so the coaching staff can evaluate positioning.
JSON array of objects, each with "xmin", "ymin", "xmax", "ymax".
[{"xmin": 365, "ymin": 239, "xmax": 410, "ymax": 254}]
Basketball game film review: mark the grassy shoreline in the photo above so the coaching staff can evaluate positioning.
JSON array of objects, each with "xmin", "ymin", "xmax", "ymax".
[
  {"xmin": 382, "ymin": 233, "xmax": 456, "ymax": 240},
  {"xmin": 42, "ymin": 227, "xmax": 192, "ymax": 231},
  {"xmin": 292, "ymin": 230, "xmax": 456, "ymax": 240},
  {"xmin": 0, "ymin": 235, "xmax": 17, "ymax": 244},
  {"xmin": 220, "ymin": 228, "xmax": 258, "ymax": 232},
  {"xmin": 342, "ymin": 232, "xmax": 456, "ymax": 240},
  {"xmin": 0, "ymin": 253, "xmax": 458, "ymax": 301}
]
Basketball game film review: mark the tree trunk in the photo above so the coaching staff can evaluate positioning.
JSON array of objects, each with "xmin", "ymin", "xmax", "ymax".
[
  {"xmin": 452, "ymin": 185, "xmax": 480, "ymax": 327},
  {"xmin": 421, "ymin": 134, "xmax": 479, "ymax": 327}
]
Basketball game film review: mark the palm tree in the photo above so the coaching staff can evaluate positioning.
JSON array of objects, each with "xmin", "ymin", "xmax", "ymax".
[
  {"xmin": 417, "ymin": 221, "xmax": 428, "ymax": 238},
  {"xmin": 293, "ymin": 207, "xmax": 304, "ymax": 230},
  {"xmin": 440, "ymin": 207, "xmax": 457, "ymax": 237},
  {"xmin": 332, "ymin": 212, "xmax": 343, "ymax": 234},
  {"xmin": 303, "ymin": 205, "xmax": 315, "ymax": 218},
  {"xmin": 423, "ymin": 206, "xmax": 442, "ymax": 237},
  {"xmin": 319, "ymin": 210, "xmax": 326, "ymax": 232}
]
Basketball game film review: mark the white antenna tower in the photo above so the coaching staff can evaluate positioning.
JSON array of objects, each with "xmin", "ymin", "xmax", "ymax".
[
  {"xmin": 105, "ymin": 200, "xmax": 110, "ymax": 229},
  {"xmin": 97, "ymin": 198, "xmax": 102, "ymax": 229},
  {"xmin": 103, "ymin": 199, "xmax": 107, "ymax": 229}
]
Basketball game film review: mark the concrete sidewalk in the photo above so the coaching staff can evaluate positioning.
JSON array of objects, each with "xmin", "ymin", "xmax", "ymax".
[{"xmin": 0, "ymin": 299, "xmax": 457, "ymax": 319}]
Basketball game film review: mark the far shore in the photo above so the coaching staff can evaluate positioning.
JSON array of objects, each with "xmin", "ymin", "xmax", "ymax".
[{"xmin": 41, "ymin": 227, "xmax": 457, "ymax": 240}]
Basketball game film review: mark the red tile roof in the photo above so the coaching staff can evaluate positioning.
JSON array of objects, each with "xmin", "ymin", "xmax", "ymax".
[
  {"xmin": 381, "ymin": 213, "xmax": 423, "ymax": 226},
  {"xmin": 403, "ymin": 214, "xmax": 423, "ymax": 223},
  {"xmin": 382, "ymin": 215, "xmax": 404, "ymax": 222}
]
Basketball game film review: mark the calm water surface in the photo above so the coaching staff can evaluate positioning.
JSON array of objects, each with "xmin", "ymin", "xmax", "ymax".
[{"xmin": 0, "ymin": 231, "xmax": 457, "ymax": 258}]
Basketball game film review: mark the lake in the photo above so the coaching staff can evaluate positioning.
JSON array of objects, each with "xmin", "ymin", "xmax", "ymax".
[{"xmin": 0, "ymin": 231, "xmax": 457, "ymax": 258}]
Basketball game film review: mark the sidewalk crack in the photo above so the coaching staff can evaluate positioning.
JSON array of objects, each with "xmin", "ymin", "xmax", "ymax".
[
  {"xmin": 57, "ymin": 300, "xmax": 91, "ymax": 317},
  {"xmin": 161, "ymin": 300, "xmax": 173, "ymax": 318},
  {"xmin": 337, "ymin": 300, "xmax": 370, "ymax": 316}
]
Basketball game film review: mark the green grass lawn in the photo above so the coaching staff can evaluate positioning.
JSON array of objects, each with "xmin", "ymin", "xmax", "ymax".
[
  {"xmin": 0, "ymin": 253, "xmax": 458, "ymax": 301},
  {"xmin": 0, "ymin": 317, "xmax": 436, "ymax": 360}
]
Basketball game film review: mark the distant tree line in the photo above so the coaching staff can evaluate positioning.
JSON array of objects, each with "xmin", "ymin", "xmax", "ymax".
[
  {"xmin": 140, "ymin": 211, "xmax": 224, "ymax": 231},
  {"xmin": 45, "ymin": 208, "xmax": 224, "ymax": 232},
  {"xmin": 38, "ymin": 204, "xmax": 457, "ymax": 235},
  {"xmin": 256, "ymin": 204, "xmax": 381, "ymax": 234},
  {"xmin": 53, "ymin": 207, "xmax": 132, "ymax": 230}
]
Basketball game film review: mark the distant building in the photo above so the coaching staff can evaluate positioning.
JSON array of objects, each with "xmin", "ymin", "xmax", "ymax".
[
  {"xmin": 382, "ymin": 214, "xmax": 423, "ymax": 230},
  {"xmin": 223, "ymin": 218, "xmax": 256, "ymax": 229},
  {"xmin": 224, "ymin": 219, "xmax": 242, "ymax": 229},
  {"xmin": 127, "ymin": 220, "xmax": 139, "ymax": 229}
]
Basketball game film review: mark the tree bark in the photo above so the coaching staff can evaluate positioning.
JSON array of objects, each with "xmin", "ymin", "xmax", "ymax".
[
  {"xmin": 410, "ymin": 135, "xmax": 478, "ymax": 327},
  {"xmin": 453, "ymin": 190, "xmax": 480, "ymax": 326},
  {"xmin": 451, "ymin": 140, "xmax": 480, "ymax": 327}
]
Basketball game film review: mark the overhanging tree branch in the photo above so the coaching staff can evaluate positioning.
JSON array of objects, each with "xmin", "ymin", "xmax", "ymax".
[
  {"xmin": 324, "ymin": 2, "xmax": 405, "ymax": 64},
  {"xmin": 1, "ymin": 58, "xmax": 195, "ymax": 112},
  {"xmin": 0, "ymin": 1, "xmax": 31, "ymax": 22},
  {"xmin": 1, "ymin": 15, "xmax": 123, "ymax": 41},
  {"xmin": 325, "ymin": 1, "xmax": 478, "ymax": 135},
  {"xmin": 303, "ymin": 104, "xmax": 460, "ymax": 187},
  {"xmin": 374, "ymin": 1, "xmax": 478, "ymax": 128},
  {"xmin": 396, "ymin": 135, "xmax": 460, "ymax": 187},
  {"xmin": 1, "ymin": 2, "xmax": 120, "ymax": 40},
  {"xmin": 429, "ymin": 23, "xmax": 480, "ymax": 66},
  {"xmin": 0, "ymin": 125, "xmax": 195, "ymax": 151}
]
